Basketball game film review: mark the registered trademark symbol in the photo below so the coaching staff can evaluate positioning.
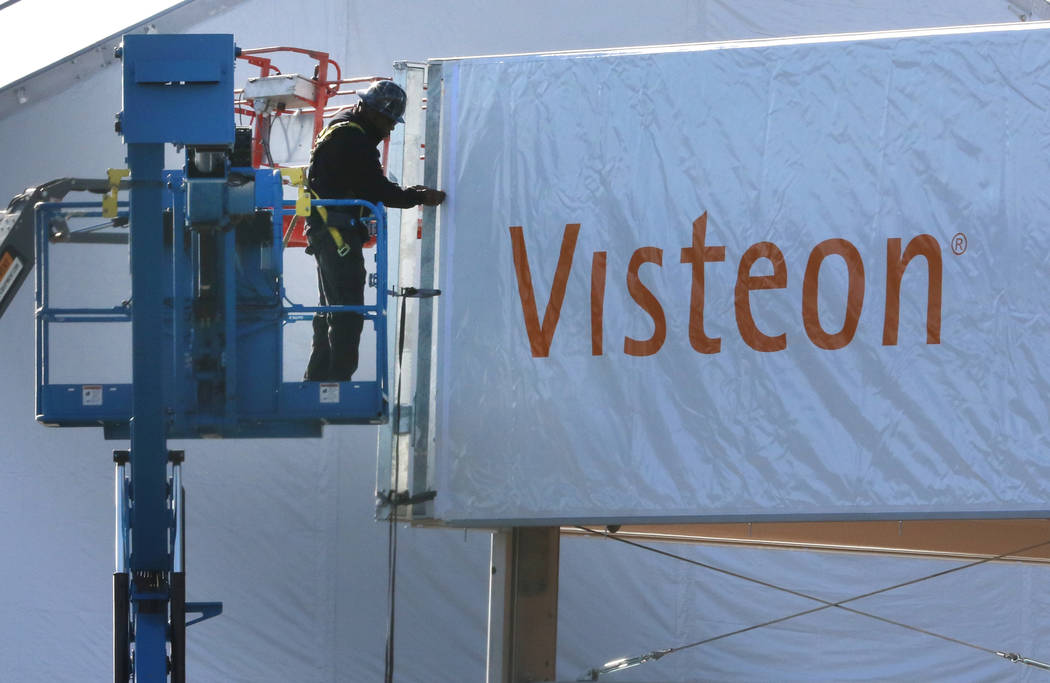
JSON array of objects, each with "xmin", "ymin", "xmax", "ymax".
[{"xmin": 951, "ymin": 232, "xmax": 967, "ymax": 256}]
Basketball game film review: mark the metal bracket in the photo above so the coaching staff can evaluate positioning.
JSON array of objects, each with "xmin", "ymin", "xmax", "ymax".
[
  {"xmin": 578, "ymin": 649, "xmax": 671, "ymax": 680},
  {"xmin": 377, "ymin": 489, "xmax": 436, "ymax": 508},
  {"xmin": 278, "ymin": 167, "xmax": 311, "ymax": 216},
  {"xmin": 102, "ymin": 168, "xmax": 130, "ymax": 218},
  {"xmin": 185, "ymin": 601, "xmax": 223, "ymax": 627},
  {"xmin": 998, "ymin": 651, "xmax": 1050, "ymax": 671},
  {"xmin": 389, "ymin": 286, "xmax": 440, "ymax": 298}
]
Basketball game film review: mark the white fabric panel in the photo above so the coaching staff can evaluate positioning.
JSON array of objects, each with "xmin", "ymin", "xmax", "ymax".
[{"xmin": 432, "ymin": 23, "xmax": 1050, "ymax": 523}]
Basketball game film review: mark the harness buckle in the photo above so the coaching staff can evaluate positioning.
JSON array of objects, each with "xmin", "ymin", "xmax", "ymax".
[{"xmin": 336, "ymin": 243, "xmax": 350, "ymax": 257}]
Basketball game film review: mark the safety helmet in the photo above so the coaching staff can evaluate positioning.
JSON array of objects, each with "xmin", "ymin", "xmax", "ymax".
[{"xmin": 358, "ymin": 80, "xmax": 407, "ymax": 124}]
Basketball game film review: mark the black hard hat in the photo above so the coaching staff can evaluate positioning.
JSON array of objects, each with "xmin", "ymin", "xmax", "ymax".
[{"xmin": 358, "ymin": 80, "xmax": 407, "ymax": 123}]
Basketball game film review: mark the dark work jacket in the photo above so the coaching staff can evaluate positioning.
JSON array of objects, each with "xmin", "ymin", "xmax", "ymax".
[{"xmin": 306, "ymin": 108, "xmax": 426, "ymax": 209}]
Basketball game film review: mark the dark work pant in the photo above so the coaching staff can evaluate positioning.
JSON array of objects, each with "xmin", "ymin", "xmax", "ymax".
[{"xmin": 304, "ymin": 226, "xmax": 366, "ymax": 381}]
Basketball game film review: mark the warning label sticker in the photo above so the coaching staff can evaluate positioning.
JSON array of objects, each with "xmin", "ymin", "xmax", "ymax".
[
  {"xmin": 0, "ymin": 251, "xmax": 24, "ymax": 304},
  {"xmin": 319, "ymin": 383, "xmax": 340, "ymax": 404},
  {"xmin": 82, "ymin": 385, "xmax": 103, "ymax": 406}
]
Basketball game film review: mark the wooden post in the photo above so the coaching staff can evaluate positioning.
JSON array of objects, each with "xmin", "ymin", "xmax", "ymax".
[{"xmin": 487, "ymin": 527, "xmax": 560, "ymax": 682}]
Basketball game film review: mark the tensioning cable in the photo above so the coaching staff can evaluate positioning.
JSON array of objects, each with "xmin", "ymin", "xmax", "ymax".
[
  {"xmin": 383, "ymin": 478, "xmax": 399, "ymax": 683},
  {"xmin": 575, "ymin": 526, "xmax": 1050, "ymax": 677}
]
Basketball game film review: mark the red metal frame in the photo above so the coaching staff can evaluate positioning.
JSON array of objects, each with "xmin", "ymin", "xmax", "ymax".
[{"xmin": 233, "ymin": 47, "xmax": 393, "ymax": 248}]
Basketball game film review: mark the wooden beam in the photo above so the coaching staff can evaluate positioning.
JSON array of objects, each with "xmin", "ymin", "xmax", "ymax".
[{"xmin": 568, "ymin": 519, "xmax": 1050, "ymax": 562}]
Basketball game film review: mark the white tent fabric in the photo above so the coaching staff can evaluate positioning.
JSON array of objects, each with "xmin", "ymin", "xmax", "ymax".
[
  {"xmin": 2, "ymin": 1, "xmax": 1048, "ymax": 681},
  {"xmin": 559, "ymin": 536, "xmax": 1050, "ymax": 681}
]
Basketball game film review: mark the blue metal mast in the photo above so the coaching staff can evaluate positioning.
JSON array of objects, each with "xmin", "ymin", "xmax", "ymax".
[
  {"xmin": 119, "ymin": 33, "xmax": 237, "ymax": 683},
  {"xmin": 127, "ymin": 140, "xmax": 169, "ymax": 681}
]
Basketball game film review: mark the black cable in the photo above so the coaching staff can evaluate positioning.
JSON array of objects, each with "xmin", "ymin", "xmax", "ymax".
[
  {"xmin": 383, "ymin": 292, "xmax": 411, "ymax": 683},
  {"xmin": 384, "ymin": 496, "xmax": 399, "ymax": 682},
  {"xmin": 576, "ymin": 526, "xmax": 1050, "ymax": 658},
  {"xmin": 260, "ymin": 113, "xmax": 275, "ymax": 167}
]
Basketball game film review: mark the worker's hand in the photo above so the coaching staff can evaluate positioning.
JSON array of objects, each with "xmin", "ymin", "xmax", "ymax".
[{"xmin": 413, "ymin": 186, "xmax": 446, "ymax": 206}]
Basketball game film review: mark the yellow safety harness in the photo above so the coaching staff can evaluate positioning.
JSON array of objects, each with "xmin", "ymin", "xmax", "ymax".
[{"xmin": 307, "ymin": 120, "xmax": 369, "ymax": 257}]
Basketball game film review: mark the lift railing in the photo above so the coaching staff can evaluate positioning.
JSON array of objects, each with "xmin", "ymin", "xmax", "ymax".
[{"xmin": 34, "ymin": 180, "xmax": 390, "ymax": 437}]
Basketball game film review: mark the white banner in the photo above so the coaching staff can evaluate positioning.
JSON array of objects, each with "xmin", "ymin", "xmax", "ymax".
[{"xmin": 427, "ymin": 24, "xmax": 1050, "ymax": 523}]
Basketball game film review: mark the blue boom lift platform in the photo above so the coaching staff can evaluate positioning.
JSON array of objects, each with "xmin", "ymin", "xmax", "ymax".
[{"xmin": 4, "ymin": 34, "xmax": 395, "ymax": 681}]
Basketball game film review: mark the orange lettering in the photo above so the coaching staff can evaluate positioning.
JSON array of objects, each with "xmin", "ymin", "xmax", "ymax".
[
  {"xmin": 591, "ymin": 251, "xmax": 607, "ymax": 356},
  {"xmin": 512, "ymin": 215, "xmax": 942, "ymax": 359},
  {"xmin": 624, "ymin": 247, "xmax": 666, "ymax": 356},
  {"xmin": 509, "ymin": 224, "xmax": 580, "ymax": 358},
  {"xmin": 735, "ymin": 242, "xmax": 787, "ymax": 352},
  {"xmin": 680, "ymin": 212, "xmax": 724, "ymax": 354},
  {"xmin": 883, "ymin": 235, "xmax": 942, "ymax": 345},
  {"xmin": 802, "ymin": 239, "xmax": 864, "ymax": 350}
]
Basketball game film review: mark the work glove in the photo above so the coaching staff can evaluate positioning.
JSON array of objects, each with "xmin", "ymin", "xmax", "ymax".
[{"xmin": 411, "ymin": 186, "xmax": 446, "ymax": 206}]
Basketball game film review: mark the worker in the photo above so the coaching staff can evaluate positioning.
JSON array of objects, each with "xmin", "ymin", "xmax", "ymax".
[{"xmin": 304, "ymin": 80, "xmax": 446, "ymax": 381}]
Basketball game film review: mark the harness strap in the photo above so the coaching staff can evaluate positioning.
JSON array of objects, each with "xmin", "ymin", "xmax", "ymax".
[
  {"xmin": 311, "ymin": 120, "xmax": 367, "ymax": 159},
  {"xmin": 309, "ymin": 120, "xmax": 370, "ymax": 257}
]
